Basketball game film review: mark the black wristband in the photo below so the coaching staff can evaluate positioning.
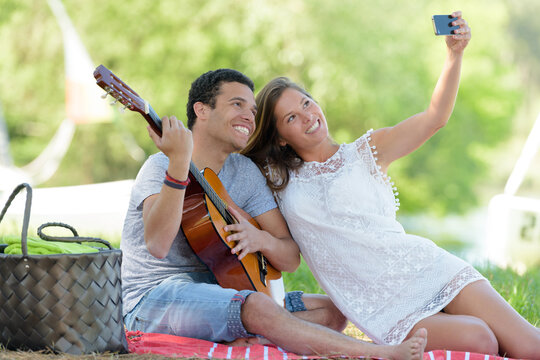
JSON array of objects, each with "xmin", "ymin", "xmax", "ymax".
[{"xmin": 163, "ymin": 179, "xmax": 187, "ymax": 190}]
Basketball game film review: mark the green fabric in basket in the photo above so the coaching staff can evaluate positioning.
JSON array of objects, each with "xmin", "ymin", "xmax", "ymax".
[{"xmin": 2, "ymin": 234, "xmax": 99, "ymax": 255}]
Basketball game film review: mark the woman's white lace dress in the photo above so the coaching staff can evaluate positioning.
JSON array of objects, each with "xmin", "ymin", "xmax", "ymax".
[{"xmin": 276, "ymin": 130, "xmax": 485, "ymax": 345}]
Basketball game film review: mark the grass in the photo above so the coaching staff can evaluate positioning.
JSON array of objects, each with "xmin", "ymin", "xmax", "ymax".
[
  {"xmin": 480, "ymin": 264, "xmax": 540, "ymax": 326},
  {"xmin": 0, "ymin": 351, "xmax": 172, "ymax": 359}
]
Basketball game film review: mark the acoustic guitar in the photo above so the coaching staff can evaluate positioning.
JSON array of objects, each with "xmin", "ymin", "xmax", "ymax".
[{"xmin": 93, "ymin": 65, "xmax": 281, "ymax": 298}]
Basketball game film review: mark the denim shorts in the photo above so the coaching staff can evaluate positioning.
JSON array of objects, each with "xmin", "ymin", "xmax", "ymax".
[{"xmin": 123, "ymin": 271, "xmax": 306, "ymax": 343}]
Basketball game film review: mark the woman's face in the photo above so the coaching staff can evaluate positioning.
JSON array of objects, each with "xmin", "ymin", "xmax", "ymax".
[{"xmin": 273, "ymin": 88, "xmax": 329, "ymax": 156}]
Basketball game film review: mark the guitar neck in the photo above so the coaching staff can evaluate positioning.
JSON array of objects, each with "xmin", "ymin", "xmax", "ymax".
[
  {"xmin": 144, "ymin": 104, "xmax": 163, "ymax": 137},
  {"xmin": 147, "ymin": 108, "xmax": 235, "ymax": 225}
]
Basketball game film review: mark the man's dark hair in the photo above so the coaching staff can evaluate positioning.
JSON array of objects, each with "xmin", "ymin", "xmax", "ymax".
[{"xmin": 186, "ymin": 69, "xmax": 254, "ymax": 130}]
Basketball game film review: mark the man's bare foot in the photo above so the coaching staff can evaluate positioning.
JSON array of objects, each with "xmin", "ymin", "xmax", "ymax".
[
  {"xmin": 222, "ymin": 337, "xmax": 257, "ymax": 346},
  {"xmin": 222, "ymin": 336, "xmax": 272, "ymax": 346},
  {"xmin": 386, "ymin": 328, "xmax": 427, "ymax": 360}
]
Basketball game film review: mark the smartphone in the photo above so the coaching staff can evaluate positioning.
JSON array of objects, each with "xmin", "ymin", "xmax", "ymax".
[{"xmin": 432, "ymin": 15, "xmax": 459, "ymax": 36}]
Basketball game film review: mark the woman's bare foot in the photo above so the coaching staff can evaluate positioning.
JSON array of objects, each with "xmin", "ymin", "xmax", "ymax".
[{"xmin": 385, "ymin": 328, "xmax": 427, "ymax": 360}]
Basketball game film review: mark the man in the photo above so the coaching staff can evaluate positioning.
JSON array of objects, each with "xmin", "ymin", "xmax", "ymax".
[{"xmin": 120, "ymin": 69, "xmax": 426, "ymax": 358}]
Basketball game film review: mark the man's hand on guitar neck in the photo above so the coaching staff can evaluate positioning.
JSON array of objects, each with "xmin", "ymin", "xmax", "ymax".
[
  {"xmin": 147, "ymin": 116, "xmax": 193, "ymax": 176},
  {"xmin": 225, "ymin": 206, "xmax": 301, "ymax": 273}
]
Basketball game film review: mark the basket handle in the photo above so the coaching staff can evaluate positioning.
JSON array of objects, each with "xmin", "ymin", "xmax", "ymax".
[
  {"xmin": 0, "ymin": 183, "xmax": 32, "ymax": 257},
  {"xmin": 37, "ymin": 222, "xmax": 113, "ymax": 250}
]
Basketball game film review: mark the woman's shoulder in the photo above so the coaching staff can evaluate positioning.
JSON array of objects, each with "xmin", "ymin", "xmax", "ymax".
[
  {"xmin": 339, "ymin": 129, "xmax": 381, "ymax": 169},
  {"xmin": 354, "ymin": 129, "xmax": 373, "ymax": 144},
  {"xmin": 343, "ymin": 129, "xmax": 373, "ymax": 154}
]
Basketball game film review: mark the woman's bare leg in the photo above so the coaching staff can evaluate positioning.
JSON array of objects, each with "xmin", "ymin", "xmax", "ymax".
[
  {"xmin": 443, "ymin": 280, "xmax": 540, "ymax": 359},
  {"xmin": 407, "ymin": 279, "xmax": 540, "ymax": 358},
  {"xmin": 406, "ymin": 312, "xmax": 498, "ymax": 354}
]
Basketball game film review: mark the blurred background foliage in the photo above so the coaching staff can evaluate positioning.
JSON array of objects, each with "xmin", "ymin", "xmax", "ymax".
[{"xmin": 1, "ymin": 0, "xmax": 539, "ymax": 216}]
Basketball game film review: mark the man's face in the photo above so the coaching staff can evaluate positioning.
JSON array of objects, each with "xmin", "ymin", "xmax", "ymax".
[{"xmin": 205, "ymin": 82, "xmax": 257, "ymax": 153}]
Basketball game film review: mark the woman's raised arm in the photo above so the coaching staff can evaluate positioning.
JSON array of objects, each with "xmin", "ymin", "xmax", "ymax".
[{"xmin": 371, "ymin": 11, "xmax": 471, "ymax": 173}]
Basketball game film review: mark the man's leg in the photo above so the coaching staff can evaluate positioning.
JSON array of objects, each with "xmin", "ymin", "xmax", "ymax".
[
  {"xmin": 241, "ymin": 292, "xmax": 427, "ymax": 359},
  {"xmin": 124, "ymin": 272, "xmax": 256, "ymax": 343},
  {"xmin": 229, "ymin": 292, "xmax": 347, "ymax": 346}
]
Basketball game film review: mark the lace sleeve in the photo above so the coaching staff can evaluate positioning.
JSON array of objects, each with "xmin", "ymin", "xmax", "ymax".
[{"xmin": 355, "ymin": 130, "xmax": 400, "ymax": 211}]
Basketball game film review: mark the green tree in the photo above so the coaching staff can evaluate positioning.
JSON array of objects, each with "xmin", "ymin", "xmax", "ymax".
[{"xmin": 0, "ymin": 0, "xmax": 529, "ymax": 215}]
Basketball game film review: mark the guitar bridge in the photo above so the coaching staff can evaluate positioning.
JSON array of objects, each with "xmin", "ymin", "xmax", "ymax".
[{"xmin": 257, "ymin": 252, "xmax": 268, "ymax": 286}]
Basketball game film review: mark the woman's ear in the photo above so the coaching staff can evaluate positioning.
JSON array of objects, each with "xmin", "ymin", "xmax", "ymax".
[
  {"xmin": 279, "ymin": 138, "xmax": 287, "ymax": 147},
  {"xmin": 193, "ymin": 102, "xmax": 207, "ymax": 120}
]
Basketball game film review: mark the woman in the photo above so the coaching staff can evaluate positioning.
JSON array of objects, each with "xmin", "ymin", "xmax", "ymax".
[{"xmin": 243, "ymin": 11, "xmax": 540, "ymax": 358}]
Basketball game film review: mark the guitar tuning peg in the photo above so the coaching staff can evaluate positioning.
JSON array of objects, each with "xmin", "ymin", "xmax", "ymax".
[
  {"xmin": 120, "ymin": 105, "xmax": 127, "ymax": 113},
  {"xmin": 101, "ymin": 89, "xmax": 112, "ymax": 99},
  {"xmin": 110, "ymin": 99, "xmax": 118, "ymax": 105}
]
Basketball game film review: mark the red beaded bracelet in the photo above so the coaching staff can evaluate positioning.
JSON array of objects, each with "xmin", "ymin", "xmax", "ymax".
[{"xmin": 165, "ymin": 170, "xmax": 190, "ymax": 186}]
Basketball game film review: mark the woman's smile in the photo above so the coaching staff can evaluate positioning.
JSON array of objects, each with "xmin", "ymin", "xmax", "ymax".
[{"xmin": 305, "ymin": 119, "xmax": 321, "ymax": 134}]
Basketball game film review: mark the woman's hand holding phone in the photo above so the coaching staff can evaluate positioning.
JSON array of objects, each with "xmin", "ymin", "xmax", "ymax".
[{"xmin": 433, "ymin": 11, "xmax": 471, "ymax": 53}]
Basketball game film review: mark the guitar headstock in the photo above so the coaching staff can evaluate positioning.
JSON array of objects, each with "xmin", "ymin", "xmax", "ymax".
[
  {"xmin": 94, "ymin": 64, "xmax": 147, "ymax": 115},
  {"xmin": 94, "ymin": 64, "xmax": 162, "ymax": 136}
]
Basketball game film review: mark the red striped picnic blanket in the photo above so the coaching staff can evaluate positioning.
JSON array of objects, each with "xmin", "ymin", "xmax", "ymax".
[{"xmin": 126, "ymin": 331, "xmax": 523, "ymax": 360}]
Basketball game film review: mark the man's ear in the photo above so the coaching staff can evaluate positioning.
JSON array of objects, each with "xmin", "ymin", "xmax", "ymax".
[{"xmin": 193, "ymin": 102, "xmax": 208, "ymax": 120}]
